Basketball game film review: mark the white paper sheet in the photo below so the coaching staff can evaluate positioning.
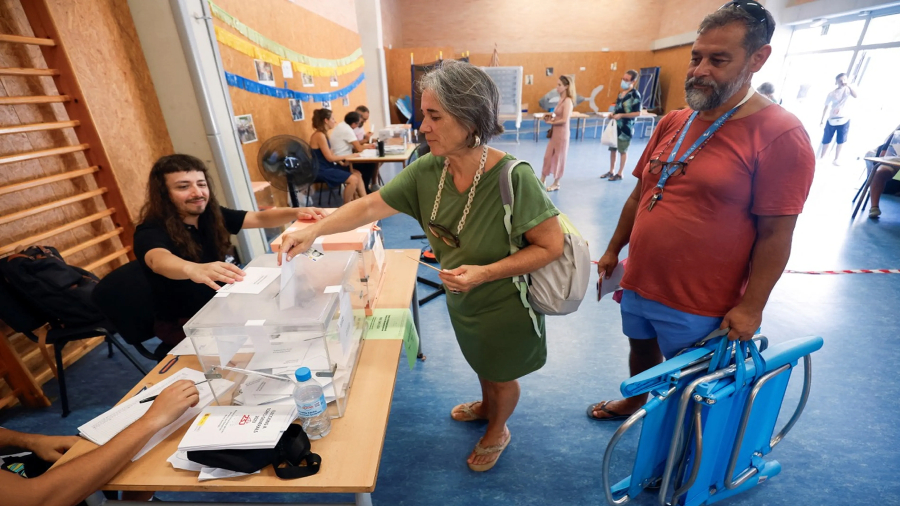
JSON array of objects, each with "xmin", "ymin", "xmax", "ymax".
[
  {"xmin": 198, "ymin": 467, "xmax": 259, "ymax": 481},
  {"xmin": 281, "ymin": 60, "xmax": 293, "ymax": 78},
  {"xmin": 216, "ymin": 267, "xmax": 281, "ymax": 295},
  {"xmin": 373, "ymin": 236, "xmax": 386, "ymax": 273},
  {"xmin": 337, "ymin": 291, "xmax": 354, "ymax": 358},
  {"xmin": 279, "ymin": 255, "xmax": 298, "ymax": 310},
  {"xmin": 167, "ymin": 450, "xmax": 204, "ymax": 472},
  {"xmin": 598, "ymin": 260, "xmax": 627, "ymax": 300}
]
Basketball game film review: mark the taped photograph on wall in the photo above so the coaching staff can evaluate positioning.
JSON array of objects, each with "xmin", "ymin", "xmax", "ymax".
[
  {"xmin": 341, "ymin": 96, "xmax": 350, "ymax": 107},
  {"xmin": 289, "ymin": 99, "xmax": 304, "ymax": 122},
  {"xmin": 330, "ymin": 75, "xmax": 339, "ymax": 87},
  {"xmin": 321, "ymin": 101, "xmax": 331, "ymax": 110},
  {"xmin": 235, "ymin": 114, "xmax": 258, "ymax": 144},
  {"xmin": 301, "ymin": 73, "xmax": 314, "ymax": 87},
  {"xmin": 254, "ymin": 59, "xmax": 275, "ymax": 86}
]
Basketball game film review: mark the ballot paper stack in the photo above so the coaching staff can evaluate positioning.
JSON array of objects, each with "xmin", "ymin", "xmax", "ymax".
[
  {"xmin": 177, "ymin": 404, "xmax": 298, "ymax": 452},
  {"xmin": 77, "ymin": 369, "xmax": 234, "ymax": 461},
  {"xmin": 183, "ymin": 252, "xmax": 367, "ymax": 419}
]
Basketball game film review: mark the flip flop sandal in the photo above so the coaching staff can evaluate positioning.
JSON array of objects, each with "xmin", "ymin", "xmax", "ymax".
[
  {"xmin": 586, "ymin": 400, "xmax": 632, "ymax": 421},
  {"xmin": 450, "ymin": 401, "xmax": 486, "ymax": 422},
  {"xmin": 468, "ymin": 429, "xmax": 511, "ymax": 472},
  {"xmin": 600, "ymin": 172, "xmax": 613, "ymax": 179}
]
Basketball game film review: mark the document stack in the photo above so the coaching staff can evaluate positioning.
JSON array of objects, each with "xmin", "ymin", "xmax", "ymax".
[
  {"xmin": 271, "ymin": 212, "xmax": 386, "ymax": 314},
  {"xmin": 183, "ymin": 252, "xmax": 367, "ymax": 418},
  {"xmin": 177, "ymin": 404, "xmax": 298, "ymax": 451}
]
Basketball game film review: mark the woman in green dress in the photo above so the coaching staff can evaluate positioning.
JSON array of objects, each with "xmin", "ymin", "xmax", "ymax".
[{"xmin": 278, "ymin": 60, "xmax": 563, "ymax": 472}]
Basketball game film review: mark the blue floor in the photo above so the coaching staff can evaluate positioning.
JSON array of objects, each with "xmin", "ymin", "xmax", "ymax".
[{"xmin": 3, "ymin": 132, "xmax": 900, "ymax": 505}]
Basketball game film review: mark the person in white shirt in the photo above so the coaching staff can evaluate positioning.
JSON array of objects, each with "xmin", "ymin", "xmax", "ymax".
[
  {"xmin": 354, "ymin": 105, "xmax": 373, "ymax": 142},
  {"xmin": 330, "ymin": 111, "xmax": 378, "ymax": 191},
  {"xmin": 819, "ymin": 73, "xmax": 858, "ymax": 165}
]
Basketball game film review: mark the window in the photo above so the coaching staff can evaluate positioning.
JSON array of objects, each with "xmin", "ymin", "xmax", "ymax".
[
  {"xmin": 863, "ymin": 13, "xmax": 900, "ymax": 45},
  {"xmin": 788, "ymin": 19, "xmax": 866, "ymax": 53}
]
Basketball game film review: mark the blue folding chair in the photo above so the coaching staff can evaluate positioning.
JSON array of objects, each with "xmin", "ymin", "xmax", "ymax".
[{"xmin": 602, "ymin": 330, "xmax": 824, "ymax": 505}]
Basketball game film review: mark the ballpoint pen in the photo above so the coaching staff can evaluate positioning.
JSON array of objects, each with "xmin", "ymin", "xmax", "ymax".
[{"xmin": 138, "ymin": 380, "xmax": 209, "ymax": 403}]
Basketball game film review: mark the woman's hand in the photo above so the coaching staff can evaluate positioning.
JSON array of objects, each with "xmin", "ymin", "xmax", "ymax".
[
  {"xmin": 439, "ymin": 265, "xmax": 490, "ymax": 293},
  {"xmin": 278, "ymin": 228, "xmax": 319, "ymax": 265},
  {"xmin": 297, "ymin": 207, "xmax": 326, "ymax": 221}
]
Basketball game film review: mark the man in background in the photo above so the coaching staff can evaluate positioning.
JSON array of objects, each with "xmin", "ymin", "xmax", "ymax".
[
  {"xmin": 331, "ymin": 111, "xmax": 378, "ymax": 191},
  {"xmin": 601, "ymin": 69, "xmax": 642, "ymax": 182},
  {"xmin": 354, "ymin": 105, "xmax": 374, "ymax": 142},
  {"xmin": 819, "ymin": 72, "xmax": 858, "ymax": 166}
]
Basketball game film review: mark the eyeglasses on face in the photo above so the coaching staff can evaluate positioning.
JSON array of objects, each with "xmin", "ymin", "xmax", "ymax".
[{"xmin": 428, "ymin": 222, "xmax": 460, "ymax": 248}]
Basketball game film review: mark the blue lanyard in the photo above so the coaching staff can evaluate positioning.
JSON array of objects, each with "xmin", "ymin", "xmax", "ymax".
[{"xmin": 653, "ymin": 90, "xmax": 754, "ymax": 197}]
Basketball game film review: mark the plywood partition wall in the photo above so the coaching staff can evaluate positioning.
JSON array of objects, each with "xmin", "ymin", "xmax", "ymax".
[
  {"xmin": 651, "ymin": 44, "xmax": 692, "ymax": 113},
  {"xmin": 213, "ymin": 0, "xmax": 368, "ymax": 201},
  {"xmin": 384, "ymin": 46, "xmax": 455, "ymax": 124}
]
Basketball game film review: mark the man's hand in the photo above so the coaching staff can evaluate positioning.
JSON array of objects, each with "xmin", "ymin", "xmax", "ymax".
[
  {"xmin": 296, "ymin": 208, "xmax": 326, "ymax": 222},
  {"xmin": 140, "ymin": 380, "xmax": 200, "ymax": 432},
  {"xmin": 611, "ymin": 113, "xmax": 621, "ymax": 120},
  {"xmin": 184, "ymin": 261, "xmax": 245, "ymax": 291},
  {"xmin": 26, "ymin": 434, "xmax": 81, "ymax": 463},
  {"xmin": 439, "ymin": 265, "xmax": 489, "ymax": 293},
  {"xmin": 279, "ymin": 228, "xmax": 318, "ymax": 265},
  {"xmin": 720, "ymin": 302, "xmax": 762, "ymax": 341},
  {"xmin": 596, "ymin": 250, "xmax": 619, "ymax": 279}
]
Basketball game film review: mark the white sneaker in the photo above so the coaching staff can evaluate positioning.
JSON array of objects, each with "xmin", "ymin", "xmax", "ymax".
[
  {"xmin": 832, "ymin": 159, "xmax": 842, "ymax": 166},
  {"xmin": 869, "ymin": 206, "xmax": 881, "ymax": 219}
]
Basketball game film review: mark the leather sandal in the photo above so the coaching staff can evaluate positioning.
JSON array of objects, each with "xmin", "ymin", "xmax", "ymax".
[
  {"xmin": 468, "ymin": 428, "xmax": 511, "ymax": 472},
  {"xmin": 600, "ymin": 171, "xmax": 613, "ymax": 179},
  {"xmin": 450, "ymin": 401, "xmax": 486, "ymax": 422}
]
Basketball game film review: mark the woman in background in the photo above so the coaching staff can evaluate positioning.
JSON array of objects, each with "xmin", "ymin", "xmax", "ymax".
[
  {"xmin": 540, "ymin": 75, "xmax": 575, "ymax": 192},
  {"xmin": 309, "ymin": 109, "xmax": 367, "ymax": 203}
]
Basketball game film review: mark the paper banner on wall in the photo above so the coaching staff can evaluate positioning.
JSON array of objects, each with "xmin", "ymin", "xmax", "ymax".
[
  {"xmin": 209, "ymin": 1, "xmax": 364, "ymax": 74},
  {"xmin": 225, "ymin": 71, "xmax": 364, "ymax": 103}
]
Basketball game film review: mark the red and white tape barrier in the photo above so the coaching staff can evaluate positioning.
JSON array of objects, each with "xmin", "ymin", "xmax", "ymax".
[{"xmin": 784, "ymin": 269, "xmax": 900, "ymax": 274}]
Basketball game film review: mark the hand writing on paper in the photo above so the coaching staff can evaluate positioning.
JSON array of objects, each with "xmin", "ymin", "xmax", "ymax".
[
  {"xmin": 439, "ymin": 265, "xmax": 488, "ymax": 293},
  {"xmin": 185, "ymin": 262, "xmax": 245, "ymax": 291},
  {"xmin": 596, "ymin": 250, "xmax": 619, "ymax": 279},
  {"xmin": 140, "ymin": 380, "xmax": 200, "ymax": 432},
  {"xmin": 720, "ymin": 302, "xmax": 762, "ymax": 342}
]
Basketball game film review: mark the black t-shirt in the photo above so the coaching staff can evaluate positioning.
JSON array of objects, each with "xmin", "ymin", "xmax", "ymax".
[{"xmin": 134, "ymin": 207, "xmax": 247, "ymax": 322}]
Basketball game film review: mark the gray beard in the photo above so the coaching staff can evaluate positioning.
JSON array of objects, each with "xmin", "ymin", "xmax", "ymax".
[{"xmin": 684, "ymin": 68, "xmax": 750, "ymax": 111}]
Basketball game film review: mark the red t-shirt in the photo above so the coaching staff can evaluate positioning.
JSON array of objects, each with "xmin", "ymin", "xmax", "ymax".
[{"xmin": 620, "ymin": 104, "xmax": 815, "ymax": 317}]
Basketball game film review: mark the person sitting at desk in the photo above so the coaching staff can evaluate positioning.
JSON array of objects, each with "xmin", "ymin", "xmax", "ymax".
[
  {"xmin": 868, "ymin": 125, "xmax": 900, "ymax": 219},
  {"xmin": 134, "ymin": 154, "xmax": 326, "ymax": 350},
  {"xmin": 310, "ymin": 108, "xmax": 367, "ymax": 203},
  {"xmin": 331, "ymin": 111, "xmax": 378, "ymax": 192},
  {"xmin": 0, "ymin": 381, "xmax": 199, "ymax": 506},
  {"xmin": 279, "ymin": 60, "xmax": 563, "ymax": 473},
  {"xmin": 354, "ymin": 105, "xmax": 374, "ymax": 143}
]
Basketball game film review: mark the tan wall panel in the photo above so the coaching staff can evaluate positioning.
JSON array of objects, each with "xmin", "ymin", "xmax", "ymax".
[
  {"xmin": 43, "ymin": 0, "xmax": 173, "ymax": 223},
  {"xmin": 384, "ymin": 46, "xmax": 454, "ymax": 124},
  {"xmin": 656, "ymin": 0, "xmax": 722, "ymax": 39},
  {"xmin": 651, "ymin": 44, "xmax": 692, "ymax": 113},
  {"xmin": 215, "ymin": 0, "xmax": 367, "ymax": 190},
  {"xmin": 381, "ymin": 0, "xmax": 403, "ymax": 49},
  {"xmin": 395, "ymin": 0, "xmax": 664, "ymax": 53}
]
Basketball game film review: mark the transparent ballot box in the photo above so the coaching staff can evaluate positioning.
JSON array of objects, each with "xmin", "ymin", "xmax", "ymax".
[
  {"xmin": 270, "ymin": 214, "xmax": 386, "ymax": 314},
  {"xmin": 183, "ymin": 252, "xmax": 367, "ymax": 418}
]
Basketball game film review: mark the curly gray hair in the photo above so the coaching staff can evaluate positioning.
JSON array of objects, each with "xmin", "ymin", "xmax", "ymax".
[{"xmin": 419, "ymin": 60, "xmax": 504, "ymax": 147}]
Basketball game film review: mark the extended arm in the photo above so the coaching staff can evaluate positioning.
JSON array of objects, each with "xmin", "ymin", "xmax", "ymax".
[
  {"xmin": 0, "ymin": 381, "xmax": 199, "ymax": 506},
  {"xmin": 596, "ymin": 181, "xmax": 641, "ymax": 278},
  {"xmin": 242, "ymin": 207, "xmax": 325, "ymax": 229},
  {"xmin": 144, "ymin": 248, "xmax": 245, "ymax": 290},
  {"xmin": 278, "ymin": 193, "xmax": 399, "ymax": 263},
  {"xmin": 720, "ymin": 215, "xmax": 798, "ymax": 340}
]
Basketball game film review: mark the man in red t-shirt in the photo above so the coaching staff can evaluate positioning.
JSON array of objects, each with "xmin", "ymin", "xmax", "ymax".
[{"xmin": 588, "ymin": 1, "xmax": 815, "ymax": 421}]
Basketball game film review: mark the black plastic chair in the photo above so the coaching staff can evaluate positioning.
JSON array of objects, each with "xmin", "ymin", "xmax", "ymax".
[
  {"xmin": 0, "ymin": 277, "xmax": 148, "ymax": 417},
  {"xmin": 92, "ymin": 261, "xmax": 168, "ymax": 362}
]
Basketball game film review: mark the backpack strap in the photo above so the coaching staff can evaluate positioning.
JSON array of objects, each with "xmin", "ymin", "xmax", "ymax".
[{"xmin": 498, "ymin": 159, "xmax": 541, "ymax": 337}]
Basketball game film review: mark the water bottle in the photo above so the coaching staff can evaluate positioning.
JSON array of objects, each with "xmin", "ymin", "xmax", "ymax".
[{"xmin": 293, "ymin": 367, "xmax": 331, "ymax": 440}]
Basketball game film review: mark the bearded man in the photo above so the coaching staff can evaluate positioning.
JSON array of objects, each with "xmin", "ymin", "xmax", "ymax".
[
  {"xmin": 134, "ymin": 154, "xmax": 324, "ymax": 349},
  {"xmin": 587, "ymin": 1, "xmax": 816, "ymax": 422}
]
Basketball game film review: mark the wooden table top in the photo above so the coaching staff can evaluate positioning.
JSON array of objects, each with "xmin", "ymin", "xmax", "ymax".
[
  {"xmin": 350, "ymin": 143, "xmax": 418, "ymax": 164},
  {"xmin": 53, "ymin": 249, "xmax": 420, "ymax": 493},
  {"xmin": 865, "ymin": 156, "xmax": 900, "ymax": 168}
]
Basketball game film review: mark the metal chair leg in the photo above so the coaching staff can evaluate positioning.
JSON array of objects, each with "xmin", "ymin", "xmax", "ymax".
[{"xmin": 54, "ymin": 343, "xmax": 70, "ymax": 417}]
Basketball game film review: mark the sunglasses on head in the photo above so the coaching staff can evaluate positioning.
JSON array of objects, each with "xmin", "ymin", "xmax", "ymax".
[{"xmin": 720, "ymin": 0, "xmax": 773, "ymax": 43}]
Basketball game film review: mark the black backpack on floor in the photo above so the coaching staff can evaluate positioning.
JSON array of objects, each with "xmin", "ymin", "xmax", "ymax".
[{"xmin": 0, "ymin": 246, "xmax": 106, "ymax": 327}]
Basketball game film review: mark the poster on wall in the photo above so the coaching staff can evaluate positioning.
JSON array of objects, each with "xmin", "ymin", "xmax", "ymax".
[
  {"xmin": 525, "ymin": 75, "xmax": 533, "ymax": 85},
  {"xmin": 289, "ymin": 99, "xmax": 304, "ymax": 122},
  {"xmin": 321, "ymin": 101, "xmax": 331, "ymax": 110},
  {"xmin": 545, "ymin": 67, "xmax": 554, "ymax": 77},
  {"xmin": 301, "ymin": 73, "xmax": 314, "ymax": 87},
  {"xmin": 330, "ymin": 75, "xmax": 339, "ymax": 87},
  {"xmin": 341, "ymin": 96, "xmax": 350, "ymax": 107},
  {"xmin": 235, "ymin": 114, "xmax": 258, "ymax": 144},
  {"xmin": 281, "ymin": 61, "xmax": 294, "ymax": 79},
  {"xmin": 254, "ymin": 59, "xmax": 275, "ymax": 86}
]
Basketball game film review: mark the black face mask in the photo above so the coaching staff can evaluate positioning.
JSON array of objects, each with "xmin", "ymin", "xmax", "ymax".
[{"xmin": 187, "ymin": 424, "xmax": 321, "ymax": 479}]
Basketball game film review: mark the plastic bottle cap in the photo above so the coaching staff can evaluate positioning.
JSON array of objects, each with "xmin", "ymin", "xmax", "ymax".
[{"xmin": 295, "ymin": 367, "xmax": 311, "ymax": 382}]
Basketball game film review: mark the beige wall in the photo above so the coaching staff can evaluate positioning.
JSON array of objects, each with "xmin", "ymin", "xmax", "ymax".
[
  {"xmin": 656, "ymin": 0, "xmax": 723, "ymax": 39},
  {"xmin": 380, "ymin": 0, "xmax": 402, "ymax": 48},
  {"xmin": 395, "ymin": 0, "xmax": 665, "ymax": 53},
  {"xmin": 287, "ymin": 0, "xmax": 358, "ymax": 33}
]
